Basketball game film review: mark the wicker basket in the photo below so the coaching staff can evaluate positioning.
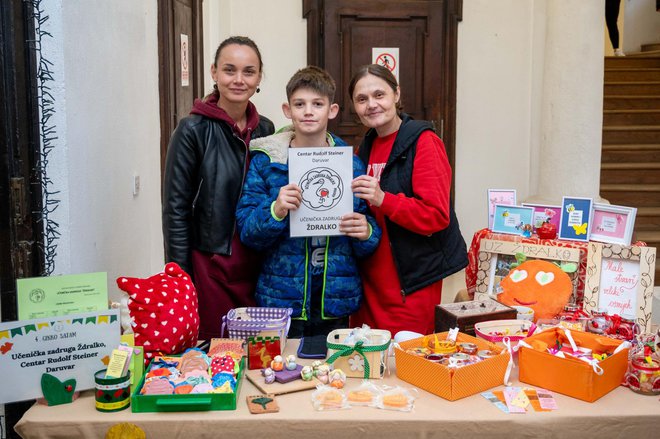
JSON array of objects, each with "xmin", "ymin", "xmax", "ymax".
[{"xmin": 221, "ymin": 307, "xmax": 292, "ymax": 349}]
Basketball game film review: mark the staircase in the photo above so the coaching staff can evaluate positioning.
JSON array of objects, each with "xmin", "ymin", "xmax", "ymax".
[{"xmin": 601, "ymin": 44, "xmax": 660, "ymax": 285}]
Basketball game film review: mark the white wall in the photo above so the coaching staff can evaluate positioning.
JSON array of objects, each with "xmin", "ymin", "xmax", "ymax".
[
  {"xmin": 622, "ymin": 0, "xmax": 660, "ymax": 53},
  {"xmin": 203, "ymin": 0, "xmax": 307, "ymax": 129},
  {"xmin": 455, "ymin": 0, "xmax": 539, "ymax": 240},
  {"xmin": 43, "ymin": 0, "xmax": 163, "ymax": 300},
  {"xmin": 198, "ymin": 0, "xmax": 546, "ymax": 302}
]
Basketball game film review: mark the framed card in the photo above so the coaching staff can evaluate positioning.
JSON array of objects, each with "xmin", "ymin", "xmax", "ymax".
[
  {"xmin": 589, "ymin": 203, "xmax": 636, "ymax": 246},
  {"xmin": 521, "ymin": 203, "xmax": 561, "ymax": 233},
  {"xmin": 491, "ymin": 204, "xmax": 534, "ymax": 236},
  {"xmin": 474, "ymin": 239, "xmax": 580, "ymax": 301},
  {"xmin": 487, "ymin": 189, "xmax": 516, "ymax": 230},
  {"xmin": 583, "ymin": 242, "xmax": 656, "ymax": 333},
  {"xmin": 558, "ymin": 196, "xmax": 593, "ymax": 242}
]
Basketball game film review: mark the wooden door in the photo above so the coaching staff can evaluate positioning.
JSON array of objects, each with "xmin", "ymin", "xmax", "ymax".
[
  {"xmin": 304, "ymin": 0, "xmax": 461, "ymax": 192},
  {"xmin": 158, "ymin": 0, "xmax": 204, "ymax": 185}
]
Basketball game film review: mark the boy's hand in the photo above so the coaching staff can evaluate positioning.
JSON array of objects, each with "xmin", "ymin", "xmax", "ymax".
[
  {"xmin": 273, "ymin": 183, "xmax": 302, "ymax": 219},
  {"xmin": 352, "ymin": 175, "xmax": 385, "ymax": 207},
  {"xmin": 339, "ymin": 212, "xmax": 370, "ymax": 241}
]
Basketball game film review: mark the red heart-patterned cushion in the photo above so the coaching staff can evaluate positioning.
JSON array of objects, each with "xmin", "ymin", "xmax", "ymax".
[{"xmin": 117, "ymin": 263, "xmax": 199, "ymax": 364}]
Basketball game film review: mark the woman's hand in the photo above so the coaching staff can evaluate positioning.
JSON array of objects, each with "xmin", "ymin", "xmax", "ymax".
[
  {"xmin": 352, "ymin": 175, "xmax": 385, "ymax": 207},
  {"xmin": 273, "ymin": 183, "xmax": 302, "ymax": 219},
  {"xmin": 339, "ymin": 212, "xmax": 370, "ymax": 241}
]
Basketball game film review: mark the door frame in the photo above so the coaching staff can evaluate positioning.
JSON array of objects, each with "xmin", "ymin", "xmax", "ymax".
[
  {"xmin": 1, "ymin": 1, "xmax": 46, "ymax": 435},
  {"xmin": 157, "ymin": 0, "xmax": 204, "ymax": 187},
  {"xmin": 303, "ymin": 0, "xmax": 462, "ymax": 200}
]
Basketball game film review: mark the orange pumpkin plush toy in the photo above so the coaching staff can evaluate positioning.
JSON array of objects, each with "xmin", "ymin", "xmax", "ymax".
[{"xmin": 497, "ymin": 259, "xmax": 572, "ymax": 321}]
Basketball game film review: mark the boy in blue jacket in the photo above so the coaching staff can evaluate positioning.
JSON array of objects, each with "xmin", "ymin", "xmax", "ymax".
[{"xmin": 236, "ymin": 66, "xmax": 381, "ymax": 349}]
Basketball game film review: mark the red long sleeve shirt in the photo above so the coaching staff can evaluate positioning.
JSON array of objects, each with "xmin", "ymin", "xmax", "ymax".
[{"xmin": 351, "ymin": 130, "xmax": 452, "ymax": 335}]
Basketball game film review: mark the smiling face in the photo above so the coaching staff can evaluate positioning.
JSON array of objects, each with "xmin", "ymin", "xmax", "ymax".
[
  {"xmin": 497, "ymin": 260, "xmax": 573, "ymax": 321},
  {"xmin": 351, "ymin": 74, "xmax": 401, "ymax": 136},
  {"xmin": 283, "ymin": 88, "xmax": 339, "ymax": 139},
  {"xmin": 211, "ymin": 43, "xmax": 261, "ymax": 108}
]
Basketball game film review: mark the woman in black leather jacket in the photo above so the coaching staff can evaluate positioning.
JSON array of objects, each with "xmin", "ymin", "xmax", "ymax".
[{"xmin": 162, "ymin": 36, "xmax": 274, "ymax": 339}]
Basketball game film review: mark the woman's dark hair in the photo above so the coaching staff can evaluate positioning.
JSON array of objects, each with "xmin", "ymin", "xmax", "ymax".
[
  {"xmin": 348, "ymin": 64, "xmax": 403, "ymax": 113},
  {"xmin": 213, "ymin": 36, "xmax": 263, "ymax": 72},
  {"xmin": 207, "ymin": 36, "xmax": 263, "ymax": 99}
]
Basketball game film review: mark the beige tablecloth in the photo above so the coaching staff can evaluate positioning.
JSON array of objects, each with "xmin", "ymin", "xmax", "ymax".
[{"xmin": 15, "ymin": 340, "xmax": 659, "ymax": 439}]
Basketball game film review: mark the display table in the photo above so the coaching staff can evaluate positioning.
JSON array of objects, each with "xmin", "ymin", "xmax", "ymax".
[{"xmin": 15, "ymin": 339, "xmax": 658, "ymax": 438}]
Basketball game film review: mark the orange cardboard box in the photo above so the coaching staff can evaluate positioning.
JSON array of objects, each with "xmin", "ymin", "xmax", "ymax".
[
  {"xmin": 518, "ymin": 328, "xmax": 629, "ymax": 402},
  {"xmin": 394, "ymin": 332, "xmax": 511, "ymax": 401}
]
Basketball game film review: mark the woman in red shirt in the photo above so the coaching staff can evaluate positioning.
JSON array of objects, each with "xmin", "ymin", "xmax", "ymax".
[{"xmin": 349, "ymin": 64, "xmax": 468, "ymax": 336}]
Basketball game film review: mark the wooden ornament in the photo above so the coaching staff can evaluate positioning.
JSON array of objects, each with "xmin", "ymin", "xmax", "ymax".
[{"xmin": 246, "ymin": 394, "xmax": 279, "ymax": 414}]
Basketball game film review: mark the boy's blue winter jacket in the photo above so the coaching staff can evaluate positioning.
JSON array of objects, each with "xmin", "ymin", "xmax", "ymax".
[{"xmin": 236, "ymin": 129, "xmax": 381, "ymax": 320}]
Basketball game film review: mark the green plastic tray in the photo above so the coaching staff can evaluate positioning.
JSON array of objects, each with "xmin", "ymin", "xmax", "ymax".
[{"xmin": 131, "ymin": 357, "xmax": 245, "ymax": 412}]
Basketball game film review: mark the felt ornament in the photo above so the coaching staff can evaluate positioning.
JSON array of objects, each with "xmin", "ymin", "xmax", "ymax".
[
  {"xmin": 497, "ymin": 259, "xmax": 572, "ymax": 321},
  {"xmin": 116, "ymin": 263, "xmax": 199, "ymax": 364}
]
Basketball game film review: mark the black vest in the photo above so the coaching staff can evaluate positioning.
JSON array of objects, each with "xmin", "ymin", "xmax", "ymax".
[{"xmin": 358, "ymin": 113, "xmax": 468, "ymax": 297}]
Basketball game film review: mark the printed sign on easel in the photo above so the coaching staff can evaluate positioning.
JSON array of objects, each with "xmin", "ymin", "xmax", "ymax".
[
  {"xmin": 0, "ymin": 310, "xmax": 120, "ymax": 403},
  {"xmin": 372, "ymin": 47, "xmax": 399, "ymax": 81}
]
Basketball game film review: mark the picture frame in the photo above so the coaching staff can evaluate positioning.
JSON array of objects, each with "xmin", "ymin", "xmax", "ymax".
[
  {"xmin": 521, "ymin": 203, "xmax": 561, "ymax": 233},
  {"xmin": 487, "ymin": 189, "xmax": 516, "ymax": 230},
  {"xmin": 474, "ymin": 239, "xmax": 581, "ymax": 303},
  {"xmin": 558, "ymin": 196, "xmax": 593, "ymax": 242},
  {"xmin": 589, "ymin": 203, "xmax": 637, "ymax": 246},
  {"xmin": 583, "ymin": 242, "xmax": 656, "ymax": 333},
  {"xmin": 491, "ymin": 204, "xmax": 534, "ymax": 236}
]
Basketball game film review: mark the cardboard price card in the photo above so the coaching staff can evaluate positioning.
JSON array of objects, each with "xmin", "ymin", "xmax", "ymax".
[
  {"xmin": 0, "ymin": 310, "xmax": 120, "ymax": 403},
  {"xmin": 288, "ymin": 146, "xmax": 354, "ymax": 238}
]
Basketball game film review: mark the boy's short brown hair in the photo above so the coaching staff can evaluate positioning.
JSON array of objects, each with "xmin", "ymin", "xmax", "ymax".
[{"xmin": 286, "ymin": 66, "xmax": 336, "ymax": 102}]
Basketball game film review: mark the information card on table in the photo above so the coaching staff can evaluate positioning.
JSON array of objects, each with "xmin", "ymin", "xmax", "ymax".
[
  {"xmin": 288, "ymin": 146, "xmax": 354, "ymax": 237},
  {"xmin": 0, "ymin": 309, "xmax": 120, "ymax": 403}
]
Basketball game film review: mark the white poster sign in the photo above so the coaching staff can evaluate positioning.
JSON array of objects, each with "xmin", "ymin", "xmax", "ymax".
[
  {"xmin": 180, "ymin": 34, "xmax": 190, "ymax": 87},
  {"xmin": 372, "ymin": 47, "xmax": 399, "ymax": 81},
  {"xmin": 598, "ymin": 258, "xmax": 639, "ymax": 319},
  {"xmin": 288, "ymin": 147, "xmax": 354, "ymax": 237},
  {"xmin": 0, "ymin": 310, "xmax": 120, "ymax": 403}
]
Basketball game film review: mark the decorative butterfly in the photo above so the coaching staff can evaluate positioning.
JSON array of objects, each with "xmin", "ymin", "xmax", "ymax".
[
  {"xmin": 544, "ymin": 208, "xmax": 556, "ymax": 218},
  {"xmin": 566, "ymin": 204, "xmax": 575, "ymax": 213},
  {"xmin": 502, "ymin": 210, "xmax": 509, "ymax": 217},
  {"xmin": 572, "ymin": 222, "xmax": 588, "ymax": 235},
  {"xmin": 0, "ymin": 342, "xmax": 13, "ymax": 354}
]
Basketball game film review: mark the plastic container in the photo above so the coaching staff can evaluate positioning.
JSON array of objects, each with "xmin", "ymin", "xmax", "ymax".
[
  {"xmin": 474, "ymin": 319, "xmax": 532, "ymax": 345},
  {"xmin": 221, "ymin": 307, "xmax": 292, "ymax": 349},
  {"xmin": 131, "ymin": 357, "xmax": 245, "ymax": 412}
]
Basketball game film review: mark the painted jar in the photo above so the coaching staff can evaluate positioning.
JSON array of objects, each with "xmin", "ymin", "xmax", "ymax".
[
  {"xmin": 95, "ymin": 370, "xmax": 131, "ymax": 412},
  {"xmin": 624, "ymin": 356, "xmax": 660, "ymax": 395}
]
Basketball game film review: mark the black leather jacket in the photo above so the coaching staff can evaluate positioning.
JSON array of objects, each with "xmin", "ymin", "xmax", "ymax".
[{"xmin": 162, "ymin": 114, "xmax": 274, "ymax": 275}]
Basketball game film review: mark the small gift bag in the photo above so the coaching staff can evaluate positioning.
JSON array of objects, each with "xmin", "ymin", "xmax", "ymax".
[
  {"xmin": 247, "ymin": 336, "xmax": 282, "ymax": 370},
  {"xmin": 326, "ymin": 328, "xmax": 391, "ymax": 379}
]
